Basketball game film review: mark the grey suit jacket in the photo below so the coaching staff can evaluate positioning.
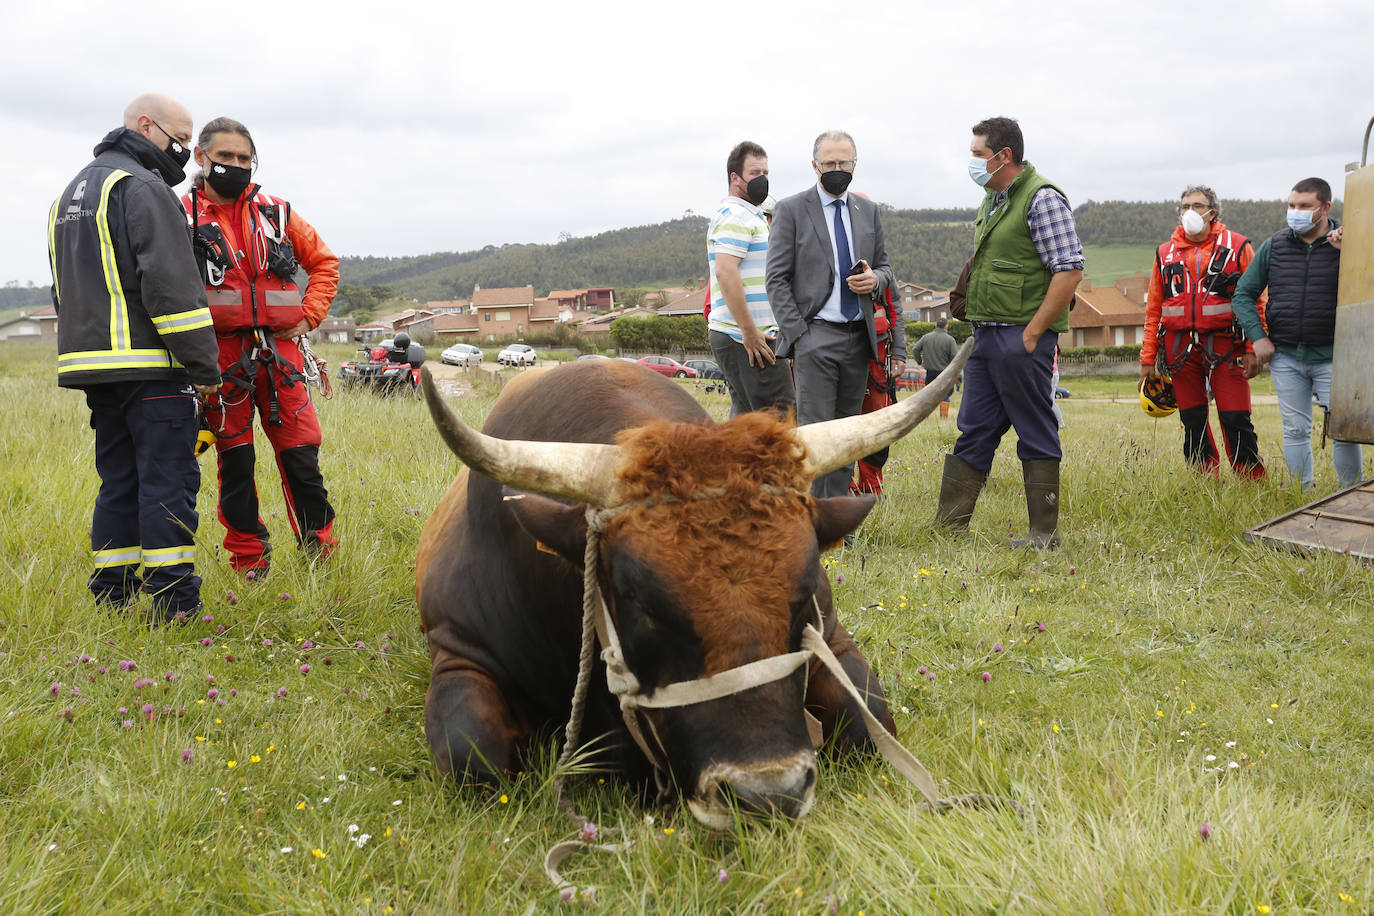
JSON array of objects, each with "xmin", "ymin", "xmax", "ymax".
[{"xmin": 765, "ymin": 186, "xmax": 897, "ymax": 361}]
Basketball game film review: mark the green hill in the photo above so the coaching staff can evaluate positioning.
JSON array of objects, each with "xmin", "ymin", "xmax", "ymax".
[{"xmin": 333, "ymin": 198, "xmax": 1331, "ymax": 315}]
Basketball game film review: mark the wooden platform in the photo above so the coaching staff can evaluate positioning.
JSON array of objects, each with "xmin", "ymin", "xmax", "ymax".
[{"xmin": 1245, "ymin": 480, "xmax": 1374, "ymax": 558}]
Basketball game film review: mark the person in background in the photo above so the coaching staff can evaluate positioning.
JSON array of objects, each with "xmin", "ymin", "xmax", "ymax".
[
  {"xmin": 184, "ymin": 117, "xmax": 340, "ymax": 579},
  {"xmin": 912, "ymin": 316, "xmax": 958, "ymax": 418}
]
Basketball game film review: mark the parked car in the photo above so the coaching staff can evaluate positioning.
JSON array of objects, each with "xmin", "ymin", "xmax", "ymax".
[
  {"xmin": 441, "ymin": 343, "xmax": 483, "ymax": 367},
  {"xmin": 895, "ymin": 368, "xmax": 925, "ymax": 391},
  {"xmin": 576, "ymin": 353, "xmax": 610, "ymax": 361},
  {"xmin": 1054, "ymin": 386, "xmax": 1071, "ymax": 399},
  {"xmin": 683, "ymin": 359, "xmax": 723, "ymax": 380},
  {"xmin": 497, "ymin": 343, "xmax": 537, "ymax": 367},
  {"xmin": 636, "ymin": 356, "xmax": 698, "ymax": 378}
]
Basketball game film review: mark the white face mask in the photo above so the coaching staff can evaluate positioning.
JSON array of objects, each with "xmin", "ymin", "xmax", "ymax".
[{"xmin": 1180, "ymin": 208, "xmax": 1210, "ymax": 236}]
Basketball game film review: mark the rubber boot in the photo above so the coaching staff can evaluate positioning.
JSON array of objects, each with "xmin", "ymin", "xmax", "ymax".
[
  {"xmin": 932, "ymin": 454, "xmax": 987, "ymax": 531},
  {"xmin": 1011, "ymin": 460, "xmax": 1061, "ymax": 549}
]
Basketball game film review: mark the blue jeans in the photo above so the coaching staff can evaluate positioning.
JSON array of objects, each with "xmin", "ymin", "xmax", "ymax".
[{"xmin": 1268, "ymin": 352, "xmax": 1363, "ymax": 488}]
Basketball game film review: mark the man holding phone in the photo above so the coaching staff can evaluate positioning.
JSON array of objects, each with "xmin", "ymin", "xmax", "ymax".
[{"xmin": 766, "ymin": 129, "xmax": 901, "ymax": 499}]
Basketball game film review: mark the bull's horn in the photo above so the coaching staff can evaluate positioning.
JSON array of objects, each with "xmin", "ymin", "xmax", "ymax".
[
  {"xmin": 798, "ymin": 338, "xmax": 973, "ymax": 478},
  {"xmin": 420, "ymin": 367, "xmax": 622, "ymax": 506}
]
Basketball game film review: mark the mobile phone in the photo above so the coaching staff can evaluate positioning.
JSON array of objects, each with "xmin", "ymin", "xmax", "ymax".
[{"xmin": 849, "ymin": 259, "xmax": 868, "ymax": 276}]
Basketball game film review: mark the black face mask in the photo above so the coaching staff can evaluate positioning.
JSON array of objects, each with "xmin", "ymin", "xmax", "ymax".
[
  {"xmin": 150, "ymin": 120, "xmax": 191, "ymax": 168},
  {"xmin": 206, "ymin": 161, "xmax": 253, "ymax": 200},
  {"xmin": 819, "ymin": 169, "xmax": 853, "ymax": 196},
  {"xmin": 743, "ymin": 174, "xmax": 769, "ymax": 206}
]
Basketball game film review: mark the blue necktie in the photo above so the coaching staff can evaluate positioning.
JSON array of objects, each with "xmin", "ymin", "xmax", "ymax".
[{"xmin": 832, "ymin": 200, "xmax": 861, "ymax": 321}]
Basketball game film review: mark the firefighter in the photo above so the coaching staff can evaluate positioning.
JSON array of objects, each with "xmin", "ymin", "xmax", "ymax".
[
  {"xmin": 48, "ymin": 92, "xmax": 222, "ymax": 622},
  {"xmin": 184, "ymin": 117, "xmax": 340, "ymax": 579},
  {"xmin": 1141, "ymin": 185, "xmax": 1265, "ymax": 478}
]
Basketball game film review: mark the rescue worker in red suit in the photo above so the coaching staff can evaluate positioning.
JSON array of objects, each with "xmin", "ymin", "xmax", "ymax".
[
  {"xmin": 183, "ymin": 117, "xmax": 340, "ymax": 577},
  {"xmin": 1141, "ymin": 185, "xmax": 1266, "ymax": 478},
  {"xmin": 850, "ymin": 286, "xmax": 902, "ymax": 495}
]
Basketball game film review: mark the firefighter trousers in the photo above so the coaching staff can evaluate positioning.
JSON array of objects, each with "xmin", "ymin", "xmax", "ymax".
[{"xmin": 84, "ymin": 380, "xmax": 203, "ymax": 617}]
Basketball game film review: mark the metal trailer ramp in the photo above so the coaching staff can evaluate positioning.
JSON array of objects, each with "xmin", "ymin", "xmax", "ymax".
[{"xmin": 1246, "ymin": 480, "xmax": 1374, "ymax": 559}]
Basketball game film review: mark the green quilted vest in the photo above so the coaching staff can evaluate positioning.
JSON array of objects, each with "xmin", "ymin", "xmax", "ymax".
[{"xmin": 967, "ymin": 163, "xmax": 1072, "ymax": 333}]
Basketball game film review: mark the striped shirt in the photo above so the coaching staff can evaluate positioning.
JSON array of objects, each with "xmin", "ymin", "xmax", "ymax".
[{"xmin": 707, "ymin": 196, "xmax": 775, "ymax": 341}]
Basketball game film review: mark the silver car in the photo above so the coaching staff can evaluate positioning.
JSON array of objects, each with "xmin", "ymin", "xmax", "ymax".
[{"xmin": 441, "ymin": 343, "xmax": 483, "ymax": 367}]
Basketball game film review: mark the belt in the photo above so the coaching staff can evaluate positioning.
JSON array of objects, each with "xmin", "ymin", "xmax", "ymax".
[
  {"xmin": 970, "ymin": 321, "xmax": 1019, "ymax": 328},
  {"xmin": 814, "ymin": 318, "xmax": 866, "ymax": 331}
]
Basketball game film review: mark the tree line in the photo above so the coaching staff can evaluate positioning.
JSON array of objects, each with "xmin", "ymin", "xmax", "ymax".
[{"xmin": 332, "ymin": 198, "xmax": 1338, "ymax": 317}]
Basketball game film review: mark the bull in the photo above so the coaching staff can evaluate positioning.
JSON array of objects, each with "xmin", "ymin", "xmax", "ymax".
[{"xmin": 417, "ymin": 348, "xmax": 968, "ymax": 827}]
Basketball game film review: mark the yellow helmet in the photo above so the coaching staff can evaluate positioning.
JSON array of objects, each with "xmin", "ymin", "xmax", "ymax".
[{"xmin": 1139, "ymin": 375, "xmax": 1177, "ymax": 418}]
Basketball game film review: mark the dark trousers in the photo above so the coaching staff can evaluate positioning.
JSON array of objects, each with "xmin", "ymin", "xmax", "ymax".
[
  {"xmin": 709, "ymin": 329, "xmax": 796, "ymax": 418},
  {"xmin": 84, "ymin": 379, "xmax": 203, "ymax": 615},
  {"xmin": 795, "ymin": 320, "xmax": 871, "ymax": 497},
  {"xmin": 953, "ymin": 325, "xmax": 1060, "ymax": 470}
]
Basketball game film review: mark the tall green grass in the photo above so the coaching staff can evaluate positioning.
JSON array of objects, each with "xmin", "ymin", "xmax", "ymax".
[{"xmin": 1, "ymin": 341, "xmax": 1371, "ymax": 913}]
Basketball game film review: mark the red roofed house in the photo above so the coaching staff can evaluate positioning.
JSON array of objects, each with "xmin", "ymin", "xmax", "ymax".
[
  {"xmin": 548, "ymin": 287, "xmax": 616, "ymax": 312},
  {"xmin": 0, "ymin": 304, "xmax": 58, "ymax": 343},
  {"xmin": 471, "ymin": 285, "xmax": 535, "ymax": 340},
  {"xmin": 1061, "ymin": 277, "xmax": 1148, "ymax": 349}
]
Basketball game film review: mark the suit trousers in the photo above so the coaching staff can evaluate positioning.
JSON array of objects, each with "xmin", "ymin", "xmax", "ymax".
[
  {"xmin": 795, "ymin": 320, "xmax": 871, "ymax": 497},
  {"xmin": 953, "ymin": 325, "xmax": 1061, "ymax": 470}
]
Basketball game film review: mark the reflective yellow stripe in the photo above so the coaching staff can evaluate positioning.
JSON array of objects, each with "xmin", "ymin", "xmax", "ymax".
[
  {"xmin": 142, "ymin": 546, "xmax": 195, "ymax": 568},
  {"xmin": 58, "ymin": 348, "xmax": 182, "ymax": 374},
  {"xmin": 93, "ymin": 547, "xmax": 141, "ymax": 568},
  {"xmin": 152, "ymin": 308, "xmax": 214, "ymax": 334},
  {"xmin": 95, "ymin": 170, "xmax": 132, "ymax": 351},
  {"xmin": 48, "ymin": 198, "xmax": 61, "ymax": 304}
]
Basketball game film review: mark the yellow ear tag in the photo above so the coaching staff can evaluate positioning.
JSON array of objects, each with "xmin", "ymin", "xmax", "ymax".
[{"xmin": 536, "ymin": 540, "xmax": 560, "ymax": 556}]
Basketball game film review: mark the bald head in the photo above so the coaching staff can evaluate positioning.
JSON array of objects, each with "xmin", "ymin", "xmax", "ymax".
[{"xmin": 123, "ymin": 92, "xmax": 193, "ymax": 152}]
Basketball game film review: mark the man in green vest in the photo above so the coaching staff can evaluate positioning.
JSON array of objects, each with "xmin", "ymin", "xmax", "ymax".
[{"xmin": 931, "ymin": 117, "xmax": 1083, "ymax": 548}]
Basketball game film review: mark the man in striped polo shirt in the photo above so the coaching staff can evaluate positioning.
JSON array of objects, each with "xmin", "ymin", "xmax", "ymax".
[{"xmin": 708, "ymin": 141, "xmax": 795, "ymax": 417}]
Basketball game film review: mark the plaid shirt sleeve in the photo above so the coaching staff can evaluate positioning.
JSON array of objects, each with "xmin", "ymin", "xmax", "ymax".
[{"xmin": 1027, "ymin": 188, "xmax": 1085, "ymax": 273}]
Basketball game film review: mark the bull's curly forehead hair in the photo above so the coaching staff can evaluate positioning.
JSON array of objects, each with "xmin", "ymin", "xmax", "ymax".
[{"xmin": 611, "ymin": 411, "xmax": 811, "ymax": 505}]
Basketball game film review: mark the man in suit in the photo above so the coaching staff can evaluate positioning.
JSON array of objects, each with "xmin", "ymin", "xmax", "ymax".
[{"xmin": 766, "ymin": 129, "xmax": 903, "ymax": 499}]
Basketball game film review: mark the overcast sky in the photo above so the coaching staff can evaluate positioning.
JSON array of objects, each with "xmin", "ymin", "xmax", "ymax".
[{"xmin": 4, "ymin": 0, "xmax": 1372, "ymax": 286}]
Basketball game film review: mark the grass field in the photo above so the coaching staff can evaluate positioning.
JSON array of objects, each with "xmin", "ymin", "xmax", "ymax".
[
  {"xmin": 1082, "ymin": 244, "xmax": 1156, "ymax": 286},
  {"xmin": 2, "ymin": 341, "xmax": 1372, "ymax": 914}
]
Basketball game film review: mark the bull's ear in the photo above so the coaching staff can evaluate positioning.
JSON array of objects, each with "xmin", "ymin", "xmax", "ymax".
[
  {"xmin": 502, "ymin": 487, "xmax": 588, "ymax": 564},
  {"xmin": 813, "ymin": 495, "xmax": 877, "ymax": 550}
]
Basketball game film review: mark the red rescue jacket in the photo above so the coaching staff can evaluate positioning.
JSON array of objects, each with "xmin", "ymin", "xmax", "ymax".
[
  {"xmin": 1142, "ymin": 221, "xmax": 1265, "ymax": 367},
  {"xmin": 182, "ymin": 184, "xmax": 338, "ymax": 334}
]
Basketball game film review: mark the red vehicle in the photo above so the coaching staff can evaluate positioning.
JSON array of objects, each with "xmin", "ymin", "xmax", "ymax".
[
  {"xmin": 339, "ymin": 333, "xmax": 425, "ymax": 395},
  {"xmin": 636, "ymin": 356, "xmax": 698, "ymax": 379},
  {"xmin": 895, "ymin": 368, "xmax": 925, "ymax": 392}
]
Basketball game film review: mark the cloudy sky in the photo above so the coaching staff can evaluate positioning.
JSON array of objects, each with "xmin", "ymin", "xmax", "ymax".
[{"xmin": 4, "ymin": 0, "xmax": 1371, "ymax": 286}]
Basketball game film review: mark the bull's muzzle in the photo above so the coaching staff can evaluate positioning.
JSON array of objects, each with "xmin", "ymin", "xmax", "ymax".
[{"xmin": 686, "ymin": 750, "xmax": 818, "ymax": 829}]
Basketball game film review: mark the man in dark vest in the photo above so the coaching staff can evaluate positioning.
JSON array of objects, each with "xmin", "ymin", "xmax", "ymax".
[
  {"xmin": 1232, "ymin": 177, "xmax": 1362, "ymax": 489},
  {"xmin": 931, "ymin": 117, "xmax": 1083, "ymax": 548}
]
